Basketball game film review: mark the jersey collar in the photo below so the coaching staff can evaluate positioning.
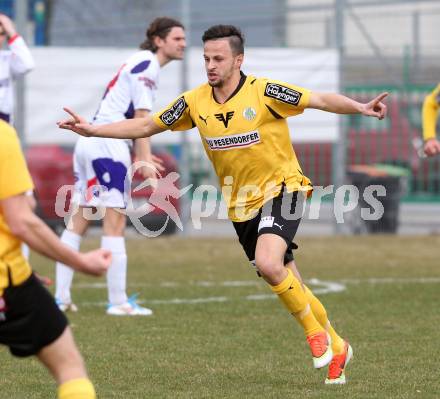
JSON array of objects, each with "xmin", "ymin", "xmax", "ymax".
[{"xmin": 212, "ymin": 71, "xmax": 247, "ymax": 104}]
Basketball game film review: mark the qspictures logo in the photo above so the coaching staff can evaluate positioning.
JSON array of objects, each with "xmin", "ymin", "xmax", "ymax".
[{"xmin": 55, "ymin": 171, "xmax": 388, "ymax": 236}]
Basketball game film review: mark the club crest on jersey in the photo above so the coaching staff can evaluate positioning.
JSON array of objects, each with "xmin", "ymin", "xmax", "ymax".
[
  {"xmin": 160, "ymin": 97, "xmax": 187, "ymax": 126},
  {"xmin": 243, "ymin": 107, "xmax": 256, "ymax": 121},
  {"xmin": 205, "ymin": 130, "xmax": 261, "ymax": 151},
  {"xmin": 264, "ymin": 83, "xmax": 302, "ymax": 106}
]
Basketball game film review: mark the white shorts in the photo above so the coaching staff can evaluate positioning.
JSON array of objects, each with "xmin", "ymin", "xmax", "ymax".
[{"xmin": 73, "ymin": 137, "xmax": 132, "ymax": 208}]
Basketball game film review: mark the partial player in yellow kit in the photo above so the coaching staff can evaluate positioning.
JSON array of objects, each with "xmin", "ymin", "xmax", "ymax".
[
  {"xmin": 422, "ymin": 84, "xmax": 440, "ymax": 157},
  {"xmin": 0, "ymin": 120, "xmax": 111, "ymax": 398}
]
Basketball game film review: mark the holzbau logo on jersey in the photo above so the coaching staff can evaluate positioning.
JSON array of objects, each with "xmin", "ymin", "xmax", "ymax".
[
  {"xmin": 160, "ymin": 97, "xmax": 187, "ymax": 126},
  {"xmin": 264, "ymin": 83, "xmax": 302, "ymax": 106}
]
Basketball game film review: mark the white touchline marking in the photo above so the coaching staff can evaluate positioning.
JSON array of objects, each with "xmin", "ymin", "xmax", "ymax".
[
  {"xmin": 74, "ymin": 280, "xmax": 345, "ymax": 307},
  {"xmin": 75, "ymin": 283, "xmax": 107, "ymax": 288},
  {"xmin": 149, "ymin": 297, "xmax": 228, "ymax": 304},
  {"xmin": 73, "ymin": 276, "xmax": 440, "ymax": 290},
  {"xmin": 73, "ymin": 277, "xmax": 440, "ymax": 308},
  {"xmin": 74, "ymin": 280, "xmax": 259, "ymax": 289},
  {"xmin": 307, "ymin": 278, "xmax": 346, "ymax": 295},
  {"xmin": 80, "ymin": 297, "xmax": 229, "ymax": 307},
  {"xmin": 340, "ymin": 277, "xmax": 440, "ymax": 284},
  {"xmin": 244, "ymin": 294, "xmax": 271, "ymax": 301},
  {"xmin": 81, "ymin": 301, "xmax": 108, "ymax": 307},
  {"xmin": 196, "ymin": 281, "xmax": 259, "ymax": 287}
]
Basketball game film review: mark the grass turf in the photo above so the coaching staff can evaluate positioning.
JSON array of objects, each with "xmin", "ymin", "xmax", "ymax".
[{"xmin": 0, "ymin": 235, "xmax": 439, "ymax": 398}]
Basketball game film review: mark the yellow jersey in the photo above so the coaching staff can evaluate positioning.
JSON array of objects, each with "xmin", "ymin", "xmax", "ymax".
[
  {"xmin": 153, "ymin": 72, "xmax": 312, "ymax": 222},
  {"xmin": 422, "ymin": 84, "xmax": 440, "ymax": 141},
  {"xmin": 0, "ymin": 121, "xmax": 33, "ymax": 295}
]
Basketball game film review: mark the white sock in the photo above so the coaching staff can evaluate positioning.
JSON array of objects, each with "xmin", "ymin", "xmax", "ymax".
[
  {"xmin": 102, "ymin": 236, "xmax": 128, "ymax": 306},
  {"xmin": 21, "ymin": 243, "xmax": 30, "ymax": 260},
  {"xmin": 55, "ymin": 230, "xmax": 82, "ymax": 303}
]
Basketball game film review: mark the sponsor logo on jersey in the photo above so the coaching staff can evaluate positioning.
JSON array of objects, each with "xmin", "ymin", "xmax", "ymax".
[
  {"xmin": 264, "ymin": 83, "xmax": 302, "ymax": 106},
  {"xmin": 214, "ymin": 111, "xmax": 235, "ymax": 128},
  {"xmin": 138, "ymin": 76, "xmax": 157, "ymax": 90},
  {"xmin": 274, "ymin": 222, "xmax": 284, "ymax": 230},
  {"xmin": 199, "ymin": 114, "xmax": 209, "ymax": 125},
  {"xmin": 204, "ymin": 130, "xmax": 261, "ymax": 151},
  {"xmin": 243, "ymin": 107, "xmax": 256, "ymax": 121},
  {"xmin": 160, "ymin": 97, "xmax": 187, "ymax": 126},
  {"xmin": 258, "ymin": 216, "xmax": 275, "ymax": 231}
]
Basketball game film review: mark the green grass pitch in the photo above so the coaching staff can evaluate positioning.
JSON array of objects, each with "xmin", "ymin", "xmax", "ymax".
[{"xmin": 1, "ymin": 235, "xmax": 439, "ymax": 398}]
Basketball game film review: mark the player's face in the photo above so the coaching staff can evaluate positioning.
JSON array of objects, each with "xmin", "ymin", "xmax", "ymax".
[
  {"xmin": 160, "ymin": 27, "xmax": 186, "ymax": 60},
  {"xmin": 203, "ymin": 39, "xmax": 242, "ymax": 88}
]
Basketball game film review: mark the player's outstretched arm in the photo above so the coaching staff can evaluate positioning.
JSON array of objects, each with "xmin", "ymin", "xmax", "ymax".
[
  {"xmin": 308, "ymin": 92, "xmax": 388, "ymax": 120},
  {"xmin": 57, "ymin": 107, "xmax": 166, "ymax": 139},
  {"xmin": 1, "ymin": 193, "xmax": 111, "ymax": 276}
]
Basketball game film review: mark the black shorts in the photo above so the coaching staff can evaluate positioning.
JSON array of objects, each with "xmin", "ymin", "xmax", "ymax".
[
  {"xmin": 233, "ymin": 188, "xmax": 304, "ymax": 267},
  {"xmin": 0, "ymin": 273, "xmax": 68, "ymax": 357}
]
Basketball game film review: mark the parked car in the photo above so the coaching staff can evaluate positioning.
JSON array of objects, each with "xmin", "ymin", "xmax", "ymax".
[{"xmin": 26, "ymin": 144, "xmax": 180, "ymax": 235}]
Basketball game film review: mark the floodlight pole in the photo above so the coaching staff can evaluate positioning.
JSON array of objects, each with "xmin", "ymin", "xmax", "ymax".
[
  {"xmin": 333, "ymin": 0, "xmax": 346, "ymax": 234},
  {"xmin": 14, "ymin": 0, "xmax": 28, "ymax": 145},
  {"xmin": 179, "ymin": 0, "xmax": 191, "ymax": 235}
]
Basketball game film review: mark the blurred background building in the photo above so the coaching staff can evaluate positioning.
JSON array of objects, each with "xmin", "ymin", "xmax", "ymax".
[
  {"xmin": 17, "ymin": 0, "xmax": 440, "ymax": 85},
  {"xmin": 1, "ymin": 0, "xmax": 439, "ymax": 234}
]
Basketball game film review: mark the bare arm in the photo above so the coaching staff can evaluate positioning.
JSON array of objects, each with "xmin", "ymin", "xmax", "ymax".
[
  {"xmin": 58, "ymin": 107, "xmax": 165, "ymax": 139},
  {"xmin": 133, "ymin": 109, "xmax": 165, "ymax": 177},
  {"xmin": 308, "ymin": 92, "xmax": 388, "ymax": 120},
  {"xmin": 1, "ymin": 193, "xmax": 110, "ymax": 276},
  {"xmin": 133, "ymin": 110, "xmax": 153, "ymax": 161}
]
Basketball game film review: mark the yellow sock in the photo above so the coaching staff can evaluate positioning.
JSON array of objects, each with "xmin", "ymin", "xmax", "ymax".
[
  {"xmin": 58, "ymin": 378, "xmax": 96, "ymax": 399},
  {"xmin": 270, "ymin": 268, "xmax": 324, "ymax": 336},
  {"xmin": 303, "ymin": 285, "xmax": 344, "ymax": 354}
]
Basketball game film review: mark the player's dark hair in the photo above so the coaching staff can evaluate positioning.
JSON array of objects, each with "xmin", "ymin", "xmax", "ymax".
[
  {"xmin": 202, "ymin": 25, "xmax": 245, "ymax": 55},
  {"xmin": 140, "ymin": 17, "xmax": 184, "ymax": 52}
]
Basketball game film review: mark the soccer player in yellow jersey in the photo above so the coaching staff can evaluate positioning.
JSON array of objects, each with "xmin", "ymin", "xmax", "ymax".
[
  {"xmin": 422, "ymin": 84, "xmax": 440, "ymax": 157},
  {"xmin": 0, "ymin": 120, "xmax": 111, "ymax": 398},
  {"xmin": 58, "ymin": 25, "xmax": 388, "ymax": 385}
]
